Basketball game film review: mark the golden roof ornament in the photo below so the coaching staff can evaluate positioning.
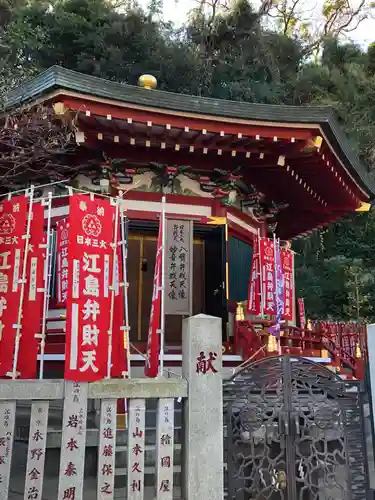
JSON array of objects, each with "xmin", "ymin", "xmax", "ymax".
[
  {"xmin": 355, "ymin": 343, "xmax": 362, "ymax": 359},
  {"xmin": 267, "ymin": 333, "xmax": 277, "ymax": 353},
  {"xmin": 235, "ymin": 302, "xmax": 245, "ymax": 321},
  {"xmin": 235, "ymin": 304, "xmax": 242, "ymax": 321},
  {"xmin": 138, "ymin": 74, "xmax": 157, "ymax": 90}
]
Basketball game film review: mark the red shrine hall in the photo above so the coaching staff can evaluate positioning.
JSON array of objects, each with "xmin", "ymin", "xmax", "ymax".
[{"xmin": 1, "ymin": 66, "xmax": 374, "ymax": 379}]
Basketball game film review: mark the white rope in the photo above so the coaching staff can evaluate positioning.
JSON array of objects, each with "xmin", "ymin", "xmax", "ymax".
[
  {"xmin": 120, "ymin": 208, "xmax": 131, "ymax": 379},
  {"xmin": 0, "ymin": 179, "xmax": 69, "ymax": 199}
]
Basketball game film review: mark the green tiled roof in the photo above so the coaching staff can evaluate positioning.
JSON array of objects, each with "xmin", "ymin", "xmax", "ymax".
[{"xmin": 5, "ymin": 65, "xmax": 375, "ymax": 198}]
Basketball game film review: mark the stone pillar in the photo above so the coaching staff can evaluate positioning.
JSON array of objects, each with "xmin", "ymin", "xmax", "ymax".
[
  {"xmin": 182, "ymin": 314, "xmax": 224, "ymax": 500},
  {"xmin": 366, "ymin": 325, "xmax": 375, "ymax": 448}
]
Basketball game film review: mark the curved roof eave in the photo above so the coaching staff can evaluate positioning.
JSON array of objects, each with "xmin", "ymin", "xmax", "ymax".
[{"xmin": 5, "ymin": 65, "xmax": 375, "ymax": 199}]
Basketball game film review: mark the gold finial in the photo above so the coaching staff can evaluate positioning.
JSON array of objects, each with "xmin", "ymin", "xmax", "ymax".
[
  {"xmin": 138, "ymin": 74, "xmax": 157, "ymax": 90},
  {"xmin": 236, "ymin": 303, "xmax": 242, "ymax": 321},
  {"xmin": 355, "ymin": 343, "xmax": 362, "ymax": 359},
  {"xmin": 240, "ymin": 302, "xmax": 245, "ymax": 321},
  {"xmin": 303, "ymin": 135, "xmax": 323, "ymax": 152},
  {"xmin": 236, "ymin": 303, "xmax": 245, "ymax": 321},
  {"xmin": 267, "ymin": 333, "xmax": 277, "ymax": 353},
  {"xmin": 52, "ymin": 102, "xmax": 67, "ymax": 115}
]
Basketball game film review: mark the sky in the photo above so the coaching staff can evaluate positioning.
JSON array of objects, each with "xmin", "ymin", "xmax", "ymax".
[{"xmin": 139, "ymin": 0, "xmax": 375, "ymax": 48}]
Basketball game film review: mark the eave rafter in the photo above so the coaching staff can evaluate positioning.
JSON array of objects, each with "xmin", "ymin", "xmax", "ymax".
[
  {"xmin": 58, "ymin": 95, "xmax": 315, "ymax": 141},
  {"xmin": 83, "ymin": 132, "xmax": 305, "ymax": 161},
  {"xmin": 61, "ymin": 96, "xmax": 364, "ymax": 211},
  {"xmin": 82, "ymin": 132, "xmax": 357, "ymax": 218},
  {"xmin": 0, "ymin": 93, "xmax": 368, "ymax": 239},
  {"xmin": 76, "ymin": 115, "xmax": 307, "ymax": 157}
]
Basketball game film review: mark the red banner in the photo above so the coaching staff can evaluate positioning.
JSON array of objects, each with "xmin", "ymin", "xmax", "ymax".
[
  {"xmin": 56, "ymin": 218, "xmax": 69, "ymax": 304},
  {"xmin": 0, "ymin": 196, "xmax": 28, "ymax": 377},
  {"xmin": 298, "ymin": 298, "xmax": 305, "ymax": 330},
  {"xmin": 145, "ymin": 219, "xmax": 163, "ymax": 377},
  {"xmin": 260, "ymin": 238, "xmax": 275, "ymax": 316},
  {"xmin": 111, "ymin": 232, "xmax": 129, "ymax": 378},
  {"xmin": 64, "ymin": 194, "xmax": 115, "ymax": 381},
  {"xmin": 280, "ymin": 249, "xmax": 294, "ymax": 321},
  {"xmin": 18, "ymin": 204, "xmax": 46, "ymax": 379},
  {"xmin": 247, "ymin": 236, "xmax": 261, "ymax": 315}
]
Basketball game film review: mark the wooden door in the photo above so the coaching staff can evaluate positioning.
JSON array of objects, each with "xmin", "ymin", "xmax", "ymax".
[
  {"xmin": 127, "ymin": 234, "xmax": 205, "ymax": 345},
  {"xmin": 127, "ymin": 238, "xmax": 141, "ymax": 343}
]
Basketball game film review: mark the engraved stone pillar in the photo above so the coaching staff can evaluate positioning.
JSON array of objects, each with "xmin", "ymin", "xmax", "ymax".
[
  {"xmin": 0, "ymin": 401, "xmax": 16, "ymax": 500},
  {"xmin": 24, "ymin": 402, "xmax": 49, "ymax": 500},
  {"xmin": 57, "ymin": 381, "xmax": 88, "ymax": 500},
  {"xmin": 182, "ymin": 314, "xmax": 224, "ymax": 500},
  {"xmin": 156, "ymin": 398, "xmax": 175, "ymax": 500},
  {"xmin": 127, "ymin": 399, "xmax": 146, "ymax": 500},
  {"xmin": 367, "ymin": 324, "xmax": 375, "ymax": 446}
]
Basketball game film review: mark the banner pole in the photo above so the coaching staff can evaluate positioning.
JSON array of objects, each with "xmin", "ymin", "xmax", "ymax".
[
  {"xmin": 107, "ymin": 196, "xmax": 120, "ymax": 379},
  {"xmin": 159, "ymin": 196, "xmax": 166, "ymax": 377},
  {"xmin": 258, "ymin": 229, "xmax": 264, "ymax": 317},
  {"xmin": 120, "ymin": 207, "xmax": 131, "ymax": 427},
  {"xmin": 273, "ymin": 235, "xmax": 282, "ymax": 355},
  {"xmin": 120, "ymin": 208, "xmax": 131, "ymax": 378},
  {"xmin": 10, "ymin": 185, "xmax": 35, "ymax": 379},
  {"xmin": 39, "ymin": 191, "xmax": 53, "ymax": 380}
]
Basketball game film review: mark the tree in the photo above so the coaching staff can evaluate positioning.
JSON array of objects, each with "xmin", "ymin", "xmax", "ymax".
[
  {"xmin": 2, "ymin": 0, "xmax": 375, "ymax": 321},
  {"xmin": 265, "ymin": 0, "xmax": 375, "ymax": 55}
]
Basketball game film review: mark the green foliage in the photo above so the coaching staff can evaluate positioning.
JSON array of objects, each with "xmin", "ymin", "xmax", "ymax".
[{"xmin": 2, "ymin": 0, "xmax": 375, "ymax": 320}]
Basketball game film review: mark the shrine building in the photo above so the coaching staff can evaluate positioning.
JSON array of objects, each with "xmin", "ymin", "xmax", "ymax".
[{"xmin": 2, "ymin": 65, "xmax": 374, "ymax": 378}]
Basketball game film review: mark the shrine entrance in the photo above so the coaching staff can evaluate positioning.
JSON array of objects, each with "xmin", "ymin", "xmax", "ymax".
[{"xmin": 224, "ymin": 356, "xmax": 369, "ymax": 500}]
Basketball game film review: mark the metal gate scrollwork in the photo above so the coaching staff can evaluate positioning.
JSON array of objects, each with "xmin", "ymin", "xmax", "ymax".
[{"xmin": 224, "ymin": 355, "xmax": 369, "ymax": 500}]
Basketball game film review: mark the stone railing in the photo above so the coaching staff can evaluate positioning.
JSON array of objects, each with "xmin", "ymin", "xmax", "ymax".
[{"xmin": 0, "ymin": 314, "xmax": 224, "ymax": 500}]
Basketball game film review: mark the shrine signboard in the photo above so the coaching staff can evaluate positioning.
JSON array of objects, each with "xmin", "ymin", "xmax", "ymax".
[{"xmin": 165, "ymin": 219, "xmax": 193, "ymax": 316}]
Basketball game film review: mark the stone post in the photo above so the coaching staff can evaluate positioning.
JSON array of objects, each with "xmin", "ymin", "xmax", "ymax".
[
  {"xmin": 366, "ymin": 325, "xmax": 375, "ymax": 459},
  {"xmin": 182, "ymin": 314, "xmax": 224, "ymax": 500}
]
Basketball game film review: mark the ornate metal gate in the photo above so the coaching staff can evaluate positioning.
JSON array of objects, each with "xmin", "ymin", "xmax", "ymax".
[{"xmin": 224, "ymin": 356, "xmax": 369, "ymax": 500}]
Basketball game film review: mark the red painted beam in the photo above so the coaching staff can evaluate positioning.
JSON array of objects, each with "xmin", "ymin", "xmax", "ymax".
[{"xmin": 60, "ymin": 96, "xmax": 317, "ymax": 141}]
